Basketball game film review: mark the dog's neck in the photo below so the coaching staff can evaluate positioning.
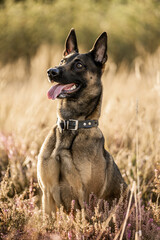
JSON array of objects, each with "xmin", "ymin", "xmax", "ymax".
[{"xmin": 57, "ymin": 92, "xmax": 102, "ymax": 121}]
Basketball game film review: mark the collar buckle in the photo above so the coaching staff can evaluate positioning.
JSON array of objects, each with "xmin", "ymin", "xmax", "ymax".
[
  {"xmin": 57, "ymin": 118, "xmax": 79, "ymax": 131},
  {"xmin": 68, "ymin": 119, "xmax": 78, "ymax": 130}
]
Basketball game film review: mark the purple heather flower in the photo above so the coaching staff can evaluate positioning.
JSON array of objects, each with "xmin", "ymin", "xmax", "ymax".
[
  {"xmin": 127, "ymin": 230, "xmax": 131, "ymax": 239},
  {"xmin": 68, "ymin": 231, "xmax": 72, "ymax": 239},
  {"xmin": 149, "ymin": 218, "xmax": 153, "ymax": 223}
]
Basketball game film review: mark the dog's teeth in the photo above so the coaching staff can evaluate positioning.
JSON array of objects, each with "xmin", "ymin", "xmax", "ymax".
[{"xmin": 70, "ymin": 85, "xmax": 76, "ymax": 90}]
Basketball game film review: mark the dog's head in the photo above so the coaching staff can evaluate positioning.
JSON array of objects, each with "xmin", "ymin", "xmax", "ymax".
[{"xmin": 47, "ymin": 29, "xmax": 108, "ymax": 101}]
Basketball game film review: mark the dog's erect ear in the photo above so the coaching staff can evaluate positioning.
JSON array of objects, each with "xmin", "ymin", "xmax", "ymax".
[
  {"xmin": 64, "ymin": 28, "xmax": 79, "ymax": 56},
  {"xmin": 90, "ymin": 32, "xmax": 108, "ymax": 65}
]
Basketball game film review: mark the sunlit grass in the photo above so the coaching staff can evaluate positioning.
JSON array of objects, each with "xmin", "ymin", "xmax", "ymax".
[{"xmin": 0, "ymin": 45, "xmax": 160, "ymax": 239}]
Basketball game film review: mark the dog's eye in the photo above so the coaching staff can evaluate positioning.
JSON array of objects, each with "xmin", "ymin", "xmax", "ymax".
[{"xmin": 76, "ymin": 62, "xmax": 83, "ymax": 69}]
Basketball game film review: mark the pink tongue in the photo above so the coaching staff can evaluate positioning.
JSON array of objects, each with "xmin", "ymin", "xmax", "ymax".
[{"xmin": 47, "ymin": 83, "xmax": 74, "ymax": 100}]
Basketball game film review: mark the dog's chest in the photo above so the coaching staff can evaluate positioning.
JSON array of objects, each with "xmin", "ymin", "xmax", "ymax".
[
  {"xmin": 53, "ymin": 129, "xmax": 105, "ymax": 189},
  {"xmin": 52, "ymin": 131, "xmax": 89, "ymax": 180}
]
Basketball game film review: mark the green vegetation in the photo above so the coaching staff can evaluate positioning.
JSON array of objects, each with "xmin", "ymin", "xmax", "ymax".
[{"xmin": 0, "ymin": 0, "xmax": 160, "ymax": 65}]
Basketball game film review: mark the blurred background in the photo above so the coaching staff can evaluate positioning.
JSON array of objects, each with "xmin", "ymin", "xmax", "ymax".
[
  {"xmin": 0, "ymin": 0, "xmax": 160, "ymax": 65},
  {"xmin": 0, "ymin": 0, "xmax": 160, "ymax": 226}
]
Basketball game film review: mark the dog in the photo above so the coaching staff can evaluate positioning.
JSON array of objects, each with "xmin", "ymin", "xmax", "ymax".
[{"xmin": 37, "ymin": 29, "xmax": 127, "ymax": 215}]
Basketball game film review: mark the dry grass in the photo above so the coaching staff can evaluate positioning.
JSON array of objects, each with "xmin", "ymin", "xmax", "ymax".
[{"xmin": 0, "ymin": 45, "xmax": 160, "ymax": 239}]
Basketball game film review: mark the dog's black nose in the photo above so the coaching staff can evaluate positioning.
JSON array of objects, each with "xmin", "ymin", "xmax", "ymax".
[{"xmin": 47, "ymin": 68, "xmax": 60, "ymax": 77}]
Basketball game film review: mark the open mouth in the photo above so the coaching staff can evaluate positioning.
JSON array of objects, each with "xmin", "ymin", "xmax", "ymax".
[{"xmin": 47, "ymin": 82, "xmax": 80, "ymax": 100}]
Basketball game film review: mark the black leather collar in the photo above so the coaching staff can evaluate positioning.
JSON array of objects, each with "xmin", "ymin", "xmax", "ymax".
[{"xmin": 57, "ymin": 118, "xmax": 99, "ymax": 132}]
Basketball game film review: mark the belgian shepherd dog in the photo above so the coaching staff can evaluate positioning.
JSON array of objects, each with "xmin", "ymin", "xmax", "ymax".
[{"xmin": 37, "ymin": 29, "xmax": 127, "ymax": 215}]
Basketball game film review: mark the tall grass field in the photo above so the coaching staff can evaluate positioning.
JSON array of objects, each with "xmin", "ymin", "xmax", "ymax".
[
  {"xmin": 0, "ymin": 43, "xmax": 160, "ymax": 239},
  {"xmin": 0, "ymin": 0, "xmax": 160, "ymax": 239}
]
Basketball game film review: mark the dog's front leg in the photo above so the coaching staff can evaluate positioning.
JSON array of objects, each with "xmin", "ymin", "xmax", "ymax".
[
  {"xmin": 37, "ymin": 126, "xmax": 61, "ymax": 215},
  {"xmin": 61, "ymin": 150, "xmax": 85, "ymax": 209},
  {"xmin": 42, "ymin": 189, "xmax": 56, "ymax": 216},
  {"xmin": 38, "ymin": 126, "xmax": 57, "ymax": 160}
]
